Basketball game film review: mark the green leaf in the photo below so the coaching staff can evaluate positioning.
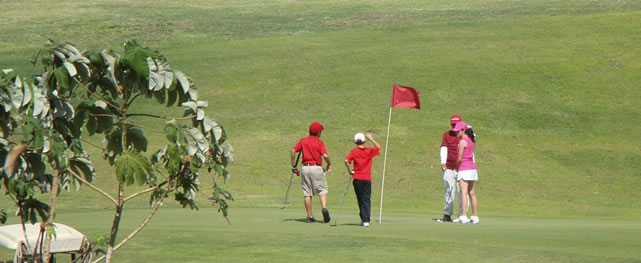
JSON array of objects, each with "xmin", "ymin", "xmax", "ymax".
[
  {"xmin": 51, "ymin": 98, "xmax": 75, "ymax": 121},
  {"xmin": 86, "ymin": 115, "xmax": 97, "ymax": 135},
  {"xmin": 147, "ymin": 57, "xmax": 159, "ymax": 90},
  {"xmin": 95, "ymin": 100, "xmax": 108, "ymax": 109},
  {"xmin": 70, "ymin": 156, "xmax": 95, "ymax": 182},
  {"xmin": 159, "ymin": 60, "xmax": 173, "ymax": 90},
  {"xmin": 181, "ymin": 101, "xmax": 198, "ymax": 114},
  {"xmin": 183, "ymin": 128, "xmax": 208, "ymax": 156},
  {"xmin": 26, "ymin": 153, "xmax": 46, "ymax": 178},
  {"xmin": 104, "ymin": 128, "xmax": 123, "ymax": 163},
  {"xmin": 10, "ymin": 76, "xmax": 23, "ymax": 110},
  {"xmin": 32, "ymin": 84, "xmax": 49, "ymax": 119},
  {"xmin": 100, "ymin": 51, "xmax": 119, "ymax": 90},
  {"xmin": 126, "ymin": 127, "xmax": 148, "ymax": 152},
  {"xmin": 147, "ymin": 58, "xmax": 174, "ymax": 91},
  {"xmin": 63, "ymin": 61, "xmax": 77, "ymax": 77},
  {"xmin": 153, "ymin": 88, "xmax": 165, "ymax": 104},
  {"xmin": 21, "ymin": 198, "xmax": 50, "ymax": 224},
  {"xmin": 0, "ymin": 209, "xmax": 6, "ymax": 224},
  {"xmin": 70, "ymin": 106, "xmax": 88, "ymax": 137},
  {"xmin": 164, "ymin": 120, "xmax": 182, "ymax": 143},
  {"xmin": 21, "ymin": 80, "xmax": 33, "ymax": 108},
  {"xmin": 166, "ymin": 86, "xmax": 178, "ymax": 106},
  {"xmin": 188, "ymin": 89, "xmax": 198, "ymax": 101},
  {"xmin": 174, "ymin": 71, "xmax": 190, "ymax": 94},
  {"xmin": 122, "ymin": 40, "xmax": 159, "ymax": 80},
  {"xmin": 114, "ymin": 150, "xmax": 152, "ymax": 186},
  {"xmin": 95, "ymin": 113, "xmax": 114, "ymax": 134},
  {"xmin": 48, "ymin": 133, "xmax": 68, "ymax": 169},
  {"xmin": 87, "ymin": 50, "xmax": 104, "ymax": 66},
  {"xmin": 53, "ymin": 67, "xmax": 70, "ymax": 93}
]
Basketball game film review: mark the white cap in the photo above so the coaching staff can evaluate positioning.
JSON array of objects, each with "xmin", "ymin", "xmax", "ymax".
[{"xmin": 354, "ymin": 133, "xmax": 366, "ymax": 143}]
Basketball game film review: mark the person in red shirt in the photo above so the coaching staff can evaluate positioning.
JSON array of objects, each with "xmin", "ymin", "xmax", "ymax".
[
  {"xmin": 344, "ymin": 132, "xmax": 380, "ymax": 227},
  {"xmin": 438, "ymin": 115, "xmax": 463, "ymax": 222},
  {"xmin": 291, "ymin": 122, "xmax": 333, "ymax": 223}
]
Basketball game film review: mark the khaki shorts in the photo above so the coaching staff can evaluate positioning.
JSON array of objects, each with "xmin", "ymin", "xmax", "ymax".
[{"xmin": 301, "ymin": 166, "xmax": 328, "ymax": 196}]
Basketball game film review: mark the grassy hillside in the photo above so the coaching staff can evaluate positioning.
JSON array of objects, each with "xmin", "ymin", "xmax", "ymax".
[{"xmin": 1, "ymin": 0, "xmax": 640, "ymax": 221}]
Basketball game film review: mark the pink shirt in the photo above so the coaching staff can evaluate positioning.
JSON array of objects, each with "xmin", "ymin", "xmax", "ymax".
[{"xmin": 458, "ymin": 136, "xmax": 476, "ymax": 171}]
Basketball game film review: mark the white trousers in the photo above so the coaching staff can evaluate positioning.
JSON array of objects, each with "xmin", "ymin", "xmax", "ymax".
[{"xmin": 443, "ymin": 169, "xmax": 462, "ymax": 217}]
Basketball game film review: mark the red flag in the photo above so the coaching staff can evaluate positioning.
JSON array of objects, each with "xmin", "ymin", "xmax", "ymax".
[{"xmin": 390, "ymin": 84, "xmax": 420, "ymax": 109}]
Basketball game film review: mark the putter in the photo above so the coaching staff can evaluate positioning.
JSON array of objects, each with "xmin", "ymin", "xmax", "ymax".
[
  {"xmin": 281, "ymin": 151, "xmax": 301, "ymax": 209},
  {"xmin": 331, "ymin": 174, "xmax": 353, "ymax": 226}
]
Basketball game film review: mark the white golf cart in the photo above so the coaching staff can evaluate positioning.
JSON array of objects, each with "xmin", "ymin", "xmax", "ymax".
[{"xmin": 0, "ymin": 223, "xmax": 91, "ymax": 262}]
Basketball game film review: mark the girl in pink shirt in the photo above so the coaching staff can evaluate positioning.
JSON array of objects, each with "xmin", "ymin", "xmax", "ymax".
[{"xmin": 452, "ymin": 122, "xmax": 479, "ymax": 224}]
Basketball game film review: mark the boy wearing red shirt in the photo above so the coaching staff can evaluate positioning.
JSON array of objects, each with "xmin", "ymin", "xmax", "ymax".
[
  {"xmin": 292, "ymin": 122, "xmax": 333, "ymax": 223},
  {"xmin": 344, "ymin": 132, "xmax": 380, "ymax": 227}
]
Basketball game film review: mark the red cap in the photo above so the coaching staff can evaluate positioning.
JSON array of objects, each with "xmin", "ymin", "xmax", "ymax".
[
  {"xmin": 309, "ymin": 122, "xmax": 325, "ymax": 133},
  {"xmin": 450, "ymin": 115, "xmax": 462, "ymax": 124}
]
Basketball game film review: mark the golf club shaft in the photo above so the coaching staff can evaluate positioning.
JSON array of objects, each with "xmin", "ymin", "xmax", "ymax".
[
  {"xmin": 281, "ymin": 151, "xmax": 302, "ymax": 209},
  {"xmin": 280, "ymin": 173, "xmax": 294, "ymax": 209},
  {"xmin": 333, "ymin": 175, "xmax": 353, "ymax": 226}
]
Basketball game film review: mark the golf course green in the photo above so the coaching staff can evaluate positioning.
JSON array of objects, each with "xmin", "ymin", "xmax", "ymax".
[{"xmin": 1, "ymin": 0, "xmax": 640, "ymax": 262}]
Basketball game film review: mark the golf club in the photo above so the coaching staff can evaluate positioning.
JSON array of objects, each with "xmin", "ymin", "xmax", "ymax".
[
  {"xmin": 280, "ymin": 151, "xmax": 301, "ymax": 209},
  {"xmin": 331, "ymin": 174, "xmax": 353, "ymax": 226}
]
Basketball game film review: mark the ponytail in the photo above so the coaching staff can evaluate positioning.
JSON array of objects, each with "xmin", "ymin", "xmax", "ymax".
[{"xmin": 465, "ymin": 127, "xmax": 476, "ymax": 142}]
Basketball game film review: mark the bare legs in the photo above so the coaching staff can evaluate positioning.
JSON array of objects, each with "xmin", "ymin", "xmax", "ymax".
[
  {"xmin": 458, "ymin": 180, "xmax": 478, "ymax": 218},
  {"xmin": 304, "ymin": 196, "xmax": 313, "ymax": 218},
  {"xmin": 304, "ymin": 193, "xmax": 328, "ymax": 218}
]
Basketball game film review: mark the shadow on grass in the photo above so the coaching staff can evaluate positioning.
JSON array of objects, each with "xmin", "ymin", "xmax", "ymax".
[
  {"xmin": 281, "ymin": 218, "xmax": 308, "ymax": 223},
  {"xmin": 334, "ymin": 223, "xmax": 361, "ymax": 227},
  {"xmin": 282, "ymin": 218, "xmax": 352, "ymax": 225}
]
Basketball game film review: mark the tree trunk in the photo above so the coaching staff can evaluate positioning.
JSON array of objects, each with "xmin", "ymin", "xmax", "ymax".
[
  {"xmin": 105, "ymin": 182, "xmax": 125, "ymax": 263},
  {"xmin": 43, "ymin": 169, "xmax": 60, "ymax": 263}
]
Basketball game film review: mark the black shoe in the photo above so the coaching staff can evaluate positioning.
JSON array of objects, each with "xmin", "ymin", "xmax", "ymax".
[
  {"xmin": 322, "ymin": 208, "xmax": 331, "ymax": 223},
  {"xmin": 306, "ymin": 217, "xmax": 316, "ymax": 223},
  {"xmin": 443, "ymin": 214, "xmax": 452, "ymax": 222}
]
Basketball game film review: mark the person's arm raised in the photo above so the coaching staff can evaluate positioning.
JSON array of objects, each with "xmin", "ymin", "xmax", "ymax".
[{"xmin": 365, "ymin": 132, "xmax": 380, "ymax": 148}]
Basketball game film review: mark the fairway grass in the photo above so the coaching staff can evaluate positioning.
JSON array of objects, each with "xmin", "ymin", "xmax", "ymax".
[{"xmin": 2, "ymin": 208, "xmax": 640, "ymax": 262}]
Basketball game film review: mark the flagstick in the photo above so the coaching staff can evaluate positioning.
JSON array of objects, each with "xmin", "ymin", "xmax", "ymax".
[{"xmin": 378, "ymin": 107, "xmax": 393, "ymax": 224}]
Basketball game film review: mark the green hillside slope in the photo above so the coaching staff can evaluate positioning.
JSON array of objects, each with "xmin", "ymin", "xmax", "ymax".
[{"xmin": 1, "ymin": 0, "xmax": 640, "ymax": 219}]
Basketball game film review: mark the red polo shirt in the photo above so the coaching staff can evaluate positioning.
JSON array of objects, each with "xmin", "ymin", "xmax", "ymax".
[
  {"xmin": 345, "ymin": 146, "xmax": 380, "ymax": 181},
  {"xmin": 441, "ymin": 130, "xmax": 461, "ymax": 169},
  {"xmin": 293, "ymin": 135, "xmax": 327, "ymax": 165}
]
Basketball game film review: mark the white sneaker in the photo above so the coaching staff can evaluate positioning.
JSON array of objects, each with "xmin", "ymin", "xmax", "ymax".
[
  {"xmin": 452, "ymin": 218, "xmax": 462, "ymax": 223},
  {"xmin": 458, "ymin": 216, "xmax": 470, "ymax": 224},
  {"xmin": 470, "ymin": 216, "xmax": 479, "ymax": 224},
  {"xmin": 362, "ymin": 222, "xmax": 370, "ymax": 227}
]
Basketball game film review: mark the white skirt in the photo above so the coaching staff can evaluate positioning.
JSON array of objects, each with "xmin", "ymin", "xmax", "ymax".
[{"xmin": 457, "ymin": 169, "xmax": 478, "ymax": 181}]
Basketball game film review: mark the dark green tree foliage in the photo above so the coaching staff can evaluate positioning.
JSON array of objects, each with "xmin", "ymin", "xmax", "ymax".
[{"xmin": 1, "ymin": 40, "xmax": 233, "ymax": 262}]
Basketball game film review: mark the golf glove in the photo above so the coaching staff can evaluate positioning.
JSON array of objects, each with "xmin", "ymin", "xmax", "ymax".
[{"xmin": 292, "ymin": 166, "xmax": 300, "ymax": 176}]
